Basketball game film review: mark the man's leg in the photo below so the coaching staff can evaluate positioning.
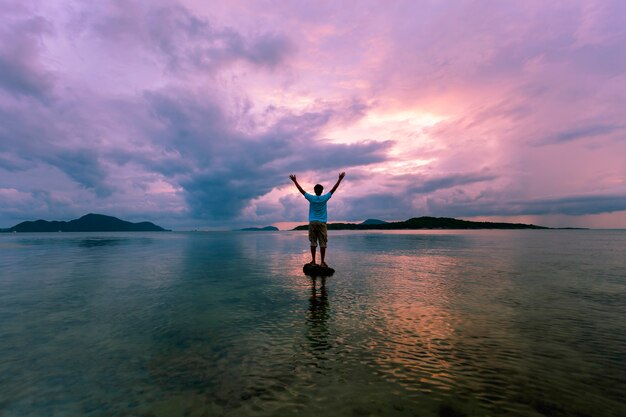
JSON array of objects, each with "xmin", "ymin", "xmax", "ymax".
[
  {"xmin": 319, "ymin": 223, "xmax": 328, "ymax": 267},
  {"xmin": 308, "ymin": 222, "xmax": 317, "ymax": 264}
]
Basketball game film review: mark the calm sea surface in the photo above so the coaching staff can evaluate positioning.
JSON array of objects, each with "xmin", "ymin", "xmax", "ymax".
[{"xmin": 0, "ymin": 230, "xmax": 624, "ymax": 417}]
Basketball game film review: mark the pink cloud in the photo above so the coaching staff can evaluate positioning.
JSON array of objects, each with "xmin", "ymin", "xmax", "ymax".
[{"xmin": 0, "ymin": 0, "xmax": 625, "ymax": 228}]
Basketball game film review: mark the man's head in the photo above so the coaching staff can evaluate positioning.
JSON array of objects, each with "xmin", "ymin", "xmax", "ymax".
[{"xmin": 314, "ymin": 184, "xmax": 324, "ymax": 196}]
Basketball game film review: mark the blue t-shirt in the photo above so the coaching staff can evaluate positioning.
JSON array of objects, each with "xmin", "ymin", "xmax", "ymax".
[{"xmin": 304, "ymin": 192, "xmax": 332, "ymax": 222}]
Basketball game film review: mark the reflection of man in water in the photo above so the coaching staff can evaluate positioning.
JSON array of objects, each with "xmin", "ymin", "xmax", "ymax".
[
  {"xmin": 307, "ymin": 277, "xmax": 330, "ymax": 355},
  {"xmin": 289, "ymin": 172, "xmax": 345, "ymax": 267},
  {"xmin": 308, "ymin": 277, "xmax": 329, "ymax": 324}
]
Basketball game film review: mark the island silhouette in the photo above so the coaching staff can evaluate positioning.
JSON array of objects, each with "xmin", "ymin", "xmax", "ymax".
[
  {"xmin": 292, "ymin": 216, "xmax": 549, "ymax": 230},
  {"xmin": 2, "ymin": 214, "xmax": 564, "ymax": 233},
  {"xmin": 2, "ymin": 213, "xmax": 169, "ymax": 232},
  {"xmin": 238, "ymin": 226, "xmax": 279, "ymax": 231}
]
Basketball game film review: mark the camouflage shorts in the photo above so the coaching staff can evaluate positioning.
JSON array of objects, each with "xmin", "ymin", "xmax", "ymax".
[{"xmin": 308, "ymin": 221, "xmax": 328, "ymax": 248}]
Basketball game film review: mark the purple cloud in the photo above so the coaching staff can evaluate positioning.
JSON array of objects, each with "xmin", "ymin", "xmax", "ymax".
[
  {"xmin": 0, "ymin": 13, "xmax": 54, "ymax": 98},
  {"xmin": 143, "ymin": 89, "xmax": 392, "ymax": 220},
  {"xmin": 75, "ymin": 2, "xmax": 295, "ymax": 74},
  {"xmin": 1, "ymin": 0, "xmax": 625, "ymax": 229},
  {"xmin": 424, "ymin": 192, "xmax": 626, "ymax": 218}
]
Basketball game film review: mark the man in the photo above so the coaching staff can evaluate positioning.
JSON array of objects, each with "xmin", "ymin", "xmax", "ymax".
[{"xmin": 289, "ymin": 172, "xmax": 345, "ymax": 267}]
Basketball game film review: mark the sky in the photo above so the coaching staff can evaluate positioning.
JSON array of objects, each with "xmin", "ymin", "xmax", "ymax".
[{"xmin": 1, "ymin": 0, "xmax": 625, "ymax": 230}]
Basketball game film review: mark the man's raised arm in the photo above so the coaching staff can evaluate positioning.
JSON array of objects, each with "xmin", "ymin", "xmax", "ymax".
[
  {"xmin": 330, "ymin": 172, "xmax": 346, "ymax": 194},
  {"xmin": 289, "ymin": 174, "xmax": 307, "ymax": 195}
]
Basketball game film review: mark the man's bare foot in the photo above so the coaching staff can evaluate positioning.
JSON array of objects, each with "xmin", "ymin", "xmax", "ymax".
[{"xmin": 320, "ymin": 262, "xmax": 328, "ymax": 268}]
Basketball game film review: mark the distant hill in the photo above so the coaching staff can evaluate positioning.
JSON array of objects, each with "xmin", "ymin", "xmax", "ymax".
[
  {"xmin": 360, "ymin": 219, "xmax": 388, "ymax": 225},
  {"xmin": 239, "ymin": 226, "xmax": 279, "ymax": 231},
  {"xmin": 4, "ymin": 213, "xmax": 169, "ymax": 232},
  {"xmin": 293, "ymin": 216, "xmax": 548, "ymax": 230}
]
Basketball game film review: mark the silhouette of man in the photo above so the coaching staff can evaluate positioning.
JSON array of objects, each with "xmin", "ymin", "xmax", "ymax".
[{"xmin": 289, "ymin": 172, "xmax": 345, "ymax": 267}]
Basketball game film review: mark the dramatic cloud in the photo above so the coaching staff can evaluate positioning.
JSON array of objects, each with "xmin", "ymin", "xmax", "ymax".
[
  {"xmin": 0, "ymin": 0, "xmax": 625, "ymax": 228},
  {"xmin": 0, "ymin": 10, "xmax": 54, "ymax": 98},
  {"xmin": 74, "ymin": 1, "xmax": 294, "ymax": 74},
  {"xmin": 143, "ymin": 89, "xmax": 392, "ymax": 219},
  {"xmin": 421, "ymin": 193, "xmax": 626, "ymax": 219}
]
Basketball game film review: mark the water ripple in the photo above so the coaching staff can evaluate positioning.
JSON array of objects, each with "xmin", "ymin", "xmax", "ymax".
[{"xmin": 1, "ymin": 231, "xmax": 625, "ymax": 417}]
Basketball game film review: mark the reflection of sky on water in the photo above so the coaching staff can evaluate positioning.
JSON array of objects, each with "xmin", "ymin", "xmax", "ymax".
[
  {"xmin": 354, "ymin": 236, "xmax": 512, "ymax": 405},
  {"xmin": 365, "ymin": 253, "xmax": 460, "ymax": 392},
  {"xmin": 1, "ymin": 230, "xmax": 624, "ymax": 417}
]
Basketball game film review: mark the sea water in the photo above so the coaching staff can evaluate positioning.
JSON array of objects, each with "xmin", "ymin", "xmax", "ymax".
[{"xmin": 0, "ymin": 230, "xmax": 624, "ymax": 417}]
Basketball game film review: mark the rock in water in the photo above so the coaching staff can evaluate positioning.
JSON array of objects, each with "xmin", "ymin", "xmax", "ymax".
[{"xmin": 303, "ymin": 263, "xmax": 335, "ymax": 277}]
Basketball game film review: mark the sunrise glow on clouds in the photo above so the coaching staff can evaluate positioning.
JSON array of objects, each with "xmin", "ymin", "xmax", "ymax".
[{"xmin": 1, "ymin": 0, "xmax": 625, "ymax": 229}]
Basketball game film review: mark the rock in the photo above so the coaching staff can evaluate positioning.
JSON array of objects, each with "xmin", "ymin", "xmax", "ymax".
[{"xmin": 303, "ymin": 263, "xmax": 335, "ymax": 277}]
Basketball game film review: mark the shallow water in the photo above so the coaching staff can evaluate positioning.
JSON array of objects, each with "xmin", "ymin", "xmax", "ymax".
[{"xmin": 0, "ymin": 230, "xmax": 624, "ymax": 417}]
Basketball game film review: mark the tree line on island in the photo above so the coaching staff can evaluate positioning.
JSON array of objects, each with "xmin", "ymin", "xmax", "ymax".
[{"xmin": 290, "ymin": 217, "xmax": 549, "ymax": 230}]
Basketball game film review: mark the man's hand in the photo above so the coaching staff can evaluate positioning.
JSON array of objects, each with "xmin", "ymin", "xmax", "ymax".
[
  {"xmin": 339, "ymin": 172, "xmax": 345, "ymax": 180},
  {"xmin": 289, "ymin": 174, "xmax": 306, "ymax": 195}
]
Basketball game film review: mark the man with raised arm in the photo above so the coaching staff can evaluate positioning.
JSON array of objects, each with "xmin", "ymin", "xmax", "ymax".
[{"xmin": 289, "ymin": 172, "xmax": 346, "ymax": 267}]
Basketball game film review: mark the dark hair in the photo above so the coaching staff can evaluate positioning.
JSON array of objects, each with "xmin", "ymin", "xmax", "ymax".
[{"xmin": 314, "ymin": 184, "xmax": 324, "ymax": 195}]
